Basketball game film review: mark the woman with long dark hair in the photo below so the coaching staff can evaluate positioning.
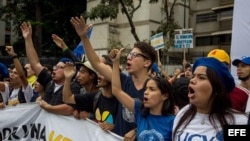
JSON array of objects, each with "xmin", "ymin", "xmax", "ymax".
[{"xmin": 172, "ymin": 57, "xmax": 247, "ymax": 140}]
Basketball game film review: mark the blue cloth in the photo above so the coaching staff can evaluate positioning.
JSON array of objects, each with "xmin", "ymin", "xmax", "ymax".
[
  {"xmin": 151, "ymin": 63, "xmax": 159, "ymax": 73},
  {"xmin": 73, "ymin": 42, "xmax": 85, "ymax": 60},
  {"xmin": 192, "ymin": 57, "xmax": 235, "ymax": 93},
  {"xmin": 135, "ymin": 100, "xmax": 175, "ymax": 141},
  {"xmin": 0, "ymin": 63, "xmax": 9, "ymax": 78},
  {"xmin": 73, "ymin": 27, "xmax": 93, "ymax": 60}
]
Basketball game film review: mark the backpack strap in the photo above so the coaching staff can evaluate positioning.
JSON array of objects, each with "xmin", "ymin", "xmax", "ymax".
[
  {"xmin": 0, "ymin": 93, "xmax": 3, "ymax": 103},
  {"xmin": 88, "ymin": 90, "xmax": 101, "ymax": 120},
  {"xmin": 18, "ymin": 87, "xmax": 26, "ymax": 103},
  {"xmin": 8, "ymin": 87, "xmax": 26, "ymax": 104},
  {"xmin": 93, "ymin": 90, "xmax": 102, "ymax": 112}
]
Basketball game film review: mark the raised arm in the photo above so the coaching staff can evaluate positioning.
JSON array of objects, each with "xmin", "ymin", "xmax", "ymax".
[
  {"xmin": 110, "ymin": 48, "xmax": 134, "ymax": 112},
  {"xmin": 20, "ymin": 22, "xmax": 44, "ymax": 76},
  {"xmin": 39, "ymin": 100, "xmax": 74, "ymax": 116},
  {"xmin": 158, "ymin": 60, "xmax": 170, "ymax": 80},
  {"xmin": 5, "ymin": 46, "xmax": 28, "ymax": 88},
  {"xmin": 70, "ymin": 16, "xmax": 112, "ymax": 81},
  {"xmin": 51, "ymin": 34, "xmax": 79, "ymax": 62},
  {"xmin": 62, "ymin": 62, "xmax": 76, "ymax": 104}
]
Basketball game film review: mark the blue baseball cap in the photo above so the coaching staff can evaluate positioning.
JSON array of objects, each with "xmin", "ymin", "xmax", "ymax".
[
  {"xmin": 59, "ymin": 57, "xmax": 73, "ymax": 64},
  {"xmin": 232, "ymin": 56, "xmax": 250, "ymax": 66}
]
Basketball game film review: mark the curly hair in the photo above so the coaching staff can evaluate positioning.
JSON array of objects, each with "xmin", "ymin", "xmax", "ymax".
[{"xmin": 134, "ymin": 41, "xmax": 156, "ymax": 68}]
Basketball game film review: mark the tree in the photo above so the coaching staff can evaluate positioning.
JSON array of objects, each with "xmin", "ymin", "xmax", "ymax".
[
  {"xmin": 0, "ymin": 0, "xmax": 87, "ymax": 57},
  {"xmin": 83, "ymin": 0, "xmax": 143, "ymax": 42},
  {"xmin": 83, "ymin": 0, "xmax": 181, "ymax": 51},
  {"xmin": 150, "ymin": 0, "xmax": 181, "ymax": 51}
]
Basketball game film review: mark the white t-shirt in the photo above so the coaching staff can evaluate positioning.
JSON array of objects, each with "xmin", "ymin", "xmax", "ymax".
[
  {"xmin": 173, "ymin": 104, "xmax": 248, "ymax": 141},
  {"xmin": 54, "ymin": 83, "xmax": 63, "ymax": 93},
  {"xmin": 0, "ymin": 83, "xmax": 10, "ymax": 103},
  {"xmin": 7, "ymin": 84, "xmax": 33, "ymax": 104}
]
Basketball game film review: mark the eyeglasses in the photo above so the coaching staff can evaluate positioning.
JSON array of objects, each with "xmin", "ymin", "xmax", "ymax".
[
  {"xmin": 127, "ymin": 52, "xmax": 149, "ymax": 60},
  {"xmin": 53, "ymin": 65, "xmax": 64, "ymax": 70}
]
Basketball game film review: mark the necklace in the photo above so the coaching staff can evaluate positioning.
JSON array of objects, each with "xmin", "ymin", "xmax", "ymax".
[
  {"xmin": 198, "ymin": 113, "xmax": 207, "ymax": 125},
  {"xmin": 201, "ymin": 119, "xmax": 205, "ymax": 125}
]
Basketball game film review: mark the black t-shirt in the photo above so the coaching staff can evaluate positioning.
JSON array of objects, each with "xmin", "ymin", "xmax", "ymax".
[
  {"xmin": 37, "ymin": 68, "xmax": 81, "ymax": 105},
  {"xmin": 75, "ymin": 92, "xmax": 118, "ymax": 124}
]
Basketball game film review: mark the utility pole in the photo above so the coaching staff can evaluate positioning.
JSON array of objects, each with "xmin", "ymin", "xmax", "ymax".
[{"xmin": 183, "ymin": 0, "xmax": 187, "ymax": 67}]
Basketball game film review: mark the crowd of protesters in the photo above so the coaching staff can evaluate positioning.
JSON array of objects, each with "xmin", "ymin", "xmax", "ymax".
[{"xmin": 0, "ymin": 15, "xmax": 249, "ymax": 141}]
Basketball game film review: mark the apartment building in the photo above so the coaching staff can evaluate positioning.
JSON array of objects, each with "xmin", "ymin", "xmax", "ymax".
[
  {"xmin": 87, "ymin": 0, "xmax": 234, "ymax": 66},
  {"xmin": 188, "ymin": 0, "xmax": 234, "ymax": 62},
  {"xmin": 0, "ymin": 0, "xmax": 234, "ymax": 69}
]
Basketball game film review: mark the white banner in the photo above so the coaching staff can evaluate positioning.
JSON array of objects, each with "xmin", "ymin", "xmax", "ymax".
[
  {"xmin": 0, "ymin": 103, "xmax": 123, "ymax": 141},
  {"xmin": 231, "ymin": 0, "xmax": 250, "ymax": 82}
]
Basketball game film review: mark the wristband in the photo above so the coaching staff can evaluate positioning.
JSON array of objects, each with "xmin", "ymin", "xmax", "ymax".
[
  {"xmin": 63, "ymin": 47, "xmax": 69, "ymax": 52},
  {"xmin": 11, "ymin": 55, "xmax": 18, "ymax": 59}
]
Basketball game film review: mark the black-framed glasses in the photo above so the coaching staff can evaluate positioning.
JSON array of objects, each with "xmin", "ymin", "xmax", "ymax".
[
  {"xmin": 53, "ymin": 65, "xmax": 64, "ymax": 70},
  {"xmin": 127, "ymin": 52, "xmax": 149, "ymax": 60}
]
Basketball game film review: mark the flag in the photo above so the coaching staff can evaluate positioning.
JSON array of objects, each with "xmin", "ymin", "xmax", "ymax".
[
  {"xmin": 230, "ymin": 0, "xmax": 250, "ymax": 82},
  {"xmin": 73, "ymin": 26, "xmax": 93, "ymax": 60}
]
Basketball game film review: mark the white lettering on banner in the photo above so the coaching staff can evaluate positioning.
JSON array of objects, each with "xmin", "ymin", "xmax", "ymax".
[
  {"xmin": 0, "ymin": 103, "xmax": 123, "ymax": 141},
  {"xmin": 174, "ymin": 29, "xmax": 193, "ymax": 48}
]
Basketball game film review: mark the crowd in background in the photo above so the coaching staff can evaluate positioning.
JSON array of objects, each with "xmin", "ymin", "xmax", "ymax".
[{"xmin": 0, "ymin": 15, "xmax": 250, "ymax": 141}]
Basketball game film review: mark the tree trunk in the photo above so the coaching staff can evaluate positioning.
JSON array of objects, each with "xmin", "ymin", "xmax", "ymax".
[
  {"xmin": 119, "ymin": 0, "xmax": 140, "ymax": 42},
  {"xmin": 34, "ymin": 2, "xmax": 42, "ymax": 57}
]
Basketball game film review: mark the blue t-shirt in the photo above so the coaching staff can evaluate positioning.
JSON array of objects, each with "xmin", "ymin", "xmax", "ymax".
[
  {"xmin": 135, "ymin": 100, "xmax": 175, "ymax": 141},
  {"xmin": 113, "ymin": 73, "xmax": 144, "ymax": 136}
]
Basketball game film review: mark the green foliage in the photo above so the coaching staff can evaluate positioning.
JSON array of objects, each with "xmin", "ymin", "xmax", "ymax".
[
  {"xmin": 151, "ymin": 21, "xmax": 181, "ymax": 52},
  {"xmin": 108, "ymin": 35, "xmax": 124, "ymax": 50},
  {"xmin": 107, "ymin": 35, "xmax": 129, "ymax": 65},
  {"xmin": 0, "ymin": 0, "xmax": 86, "ymax": 57},
  {"xmin": 83, "ymin": 4, "xmax": 119, "ymax": 21},
  {"xmin": 150, "ymin": 0, "xmax": 182, "ymax": 53}
]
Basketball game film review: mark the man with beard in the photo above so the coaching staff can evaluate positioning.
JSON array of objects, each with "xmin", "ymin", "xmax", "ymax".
[{"xmin": 231, "ymin": 56, "xmax": 250, "ymax": 114}]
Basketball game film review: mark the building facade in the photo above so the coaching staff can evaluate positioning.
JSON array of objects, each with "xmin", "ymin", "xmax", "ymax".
[
  {"xmin": 0, "ymin": 0, "xmax": 234, "ymax": 72},
  {"xmin": 188, "ymin": 0, "xmax": 233, "ymax": 62},
  {"xmin": 87, "ymin": 0, "xmax": 234, "ymax": 67}
]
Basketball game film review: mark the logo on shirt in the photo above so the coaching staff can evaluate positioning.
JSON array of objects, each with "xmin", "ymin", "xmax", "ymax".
[
  {"xmin": 122, "ymin": 105, "xmax": 135, "ymax": 122},
  {"xmin": 95, "ymin": 108, "xmax": 114, "ymax": 124},
  {"xmin": 138, "ymin": 129, "xmax": 164, "ymax": 141},
  {"xmin": 176, "ymin": 131, "xmax": 224, "ymax": 141}
]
